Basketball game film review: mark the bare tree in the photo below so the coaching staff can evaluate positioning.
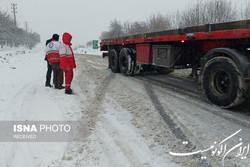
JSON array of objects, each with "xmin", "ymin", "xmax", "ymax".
[
  {"xmin": 170, "ymin": 10, "xmax": 182, "ymax": 29},
  {"xmin": 109, "ymin": 19, "xmax": 123, "ymax": 38},
  {"xmin": 123, "ymin": 21, "xmax": 148, "ymax": 36},
  {"xmin": 100, "ymin": 31, "xmax": 112, "ymax": 40},
  {"xmin": 99, "ymin": 0, "xmax": 245, "ymax": 40},
  {"xmin": 176, "ymin": 0, "xmax": 237, "ymax": 28},
  {"xmin": 147, "ymin": 13, "xmax": 172, "ymax": 32},
  {"xmin": 123, "ymin": 21, "xmax": 133, "ymax": 35},
  {"xmin": 206, "ymin": 0, "xmax": 237, "ymax": 23},
  {"xmin": 133, "ymin": 21, "xmax": 148, "ymax": 34},
  {"xmin": 240, "ymin": 1, "xmax": 250, "ymax": 19},
  {"xmin": 86, "ymin": 41, "xmax": 92, "ymax": 48},
  {"xmin": 100, "ymin": 19, "xmax": 124, "ymax": 39},
  {"xmin": 0, "ymin": 10, "xmax": 40, "ymax": 48}
]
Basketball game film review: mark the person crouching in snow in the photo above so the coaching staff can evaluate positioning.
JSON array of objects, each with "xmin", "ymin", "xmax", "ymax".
[
  {"xmin": 46, "ymin": 34, "xmax": 64, "ymax": 89},
  {"xmin": 59, "ymin": 32, "xmax": 76, "ymax": 94}
]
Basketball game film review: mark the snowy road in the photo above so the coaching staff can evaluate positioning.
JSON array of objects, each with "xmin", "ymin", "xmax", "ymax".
[{"xmin": 0, "ymin": 47, "xmax": 249, "ymax": 167}]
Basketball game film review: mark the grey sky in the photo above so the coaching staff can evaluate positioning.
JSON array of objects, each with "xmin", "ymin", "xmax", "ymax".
[{"xmin": 1, "ymin": 0, "xmax": 249, "ymax": 46}]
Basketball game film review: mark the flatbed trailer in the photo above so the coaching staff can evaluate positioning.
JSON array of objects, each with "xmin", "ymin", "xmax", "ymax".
[{"xmin": 100, "ymin": 19, "xmax": 250, "ymax": 108}]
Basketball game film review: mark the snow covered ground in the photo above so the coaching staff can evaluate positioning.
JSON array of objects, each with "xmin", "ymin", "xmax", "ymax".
[
  {"xmin": 0, "ymin": 45, "xmax": 178, "ymax": 167},
  {"xmin": 0, "ymin": 45, "xmax": 82, "ymax": 166},
  {"xmin": 74, "ymin": 47, "xmax": 106, "ymax": 56},
  {"xmin": 0, "ymin": 45, "xmax": 249, "ymax": 167}
]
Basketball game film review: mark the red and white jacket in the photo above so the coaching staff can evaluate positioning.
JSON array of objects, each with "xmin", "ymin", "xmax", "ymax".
[
  {"xmin": 59, "ymin": 33, "xmax": 76, "ymax": 70},
  {"xmin": 46, "ymin": 40, "xmax": 60, "ymax": 63}
]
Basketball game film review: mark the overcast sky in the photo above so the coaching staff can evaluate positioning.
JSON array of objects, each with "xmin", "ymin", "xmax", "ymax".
[{"xmin": 0, "ymin": 0, "xmax": 249, "ymax": 46}]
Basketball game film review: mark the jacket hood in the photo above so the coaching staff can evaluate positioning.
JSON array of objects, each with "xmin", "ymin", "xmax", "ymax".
[{"xmin": 62, "ymin": 32, "xmax": 72, "ymax": 45}]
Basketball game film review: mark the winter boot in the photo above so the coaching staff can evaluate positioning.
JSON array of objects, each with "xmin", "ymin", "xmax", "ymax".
[
  {"xmin": 58, "ymin": 86, "xmax": 65, "ymax": 90},
  {"xmin": 55, "ymin": 86, "xmax": 65, "ymax": 90},
  {"xmin": 65, "ymin": 89, "xmax": 73, "ymax": 95},
  {"xmin": 45, "ymin": 83, "xmax": 53, "ymax": 87}
]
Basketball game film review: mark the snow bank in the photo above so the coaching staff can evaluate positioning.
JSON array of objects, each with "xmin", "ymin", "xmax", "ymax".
[
  {"xmin": 74, "ymin": 47, "xmax": 107, "ymax": 56},
  {"xmin": 0, "ymin": 46, "xmax": 32, "ymax": 66}
]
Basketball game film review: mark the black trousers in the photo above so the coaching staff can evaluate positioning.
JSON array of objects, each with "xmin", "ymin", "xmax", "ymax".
[{"xmin": 45, "ymin": 60, "xmax": 52, "ymax": 85}]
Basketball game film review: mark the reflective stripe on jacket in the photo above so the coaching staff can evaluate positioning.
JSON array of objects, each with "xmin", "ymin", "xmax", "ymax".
[
  {"xmin": 59, "ymin": 33, "xmax": 76, "ymax": 70},
  {"xmin": 46, "ymin": 41, "xmax": 60, "ymax": 63}
]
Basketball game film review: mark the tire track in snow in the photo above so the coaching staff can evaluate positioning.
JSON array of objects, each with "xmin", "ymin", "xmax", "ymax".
[
  {"xmin": 2, "ymin": 80, "xmax": 39, "ymax": 167},
  {"xmin": 2, "ymin": 79, "xmax": 67, "ymax": 167},
  {"xmin": 135, "ymin": 75, "xmax": 250, "ymax": 129},
  {"xmin": 81, "ymin": 72, "xmax": 115, "ymax": 132},
  {"xmin": 144, "ymin": 83, "xmax": 212, "ymax": 167},
  {"xmin": 60, "ymin": 71, "xmax": 115, "ymax": 166}
]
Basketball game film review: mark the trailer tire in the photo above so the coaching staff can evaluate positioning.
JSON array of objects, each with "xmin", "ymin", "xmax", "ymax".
[
  {"xmin": 109, "ymin": 49, "xmax": 120, "ymax": 73},
  {"xmin": 119, "ymin": 48, "xmax": 135, "ymax": 76},
  {"xmin": 202, "ymin": 57, "xmax": 247, "ymax": 108}
]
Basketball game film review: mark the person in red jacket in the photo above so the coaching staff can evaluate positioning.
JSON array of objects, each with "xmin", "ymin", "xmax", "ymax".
[{"xmin": 59, "ymin": 33, "xmax": 76, "ymax": 94}]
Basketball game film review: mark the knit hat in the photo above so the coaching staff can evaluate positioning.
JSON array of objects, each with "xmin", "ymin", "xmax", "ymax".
[{"xmin": 52, "ymin": 34, "xmax": 59, "ymax": 41}]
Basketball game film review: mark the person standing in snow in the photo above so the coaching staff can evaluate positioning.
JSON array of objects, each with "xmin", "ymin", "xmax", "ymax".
[
  {"xmin": 45, "ymin": 37, "xmax": 53, "ymax": 87},
  {"xmin": 46, "ymin": 34, "xmax": 64, "ymax": 89},
  {"xmin": 59, "ymin": 32, "xmax": 76, "ymax": 94}
]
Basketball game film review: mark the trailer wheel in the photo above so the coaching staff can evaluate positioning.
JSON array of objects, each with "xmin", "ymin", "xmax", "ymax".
[
  {"xmin": 119, "ymin": 48, "xmax": 135, "ymax": 76},
  {"xmin": 109, "ymin": 49, "xmax": 120, "ymax": 73},
  {"xmin": 202, "ymin": 57, "xmax": 247, "ymax": 108},
  {"xmin": 156, "ymin": 67, "xmax": 174, "ymax": 74}
]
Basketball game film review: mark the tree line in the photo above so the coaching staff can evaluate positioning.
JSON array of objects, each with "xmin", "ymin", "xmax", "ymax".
[
  {"xmin": 0, "ymin": 10, "xmax": 40, "ymax": 48},
  {"xmin": 100, "ymin": 0, "xmax": 250, "ymax": 39}
]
